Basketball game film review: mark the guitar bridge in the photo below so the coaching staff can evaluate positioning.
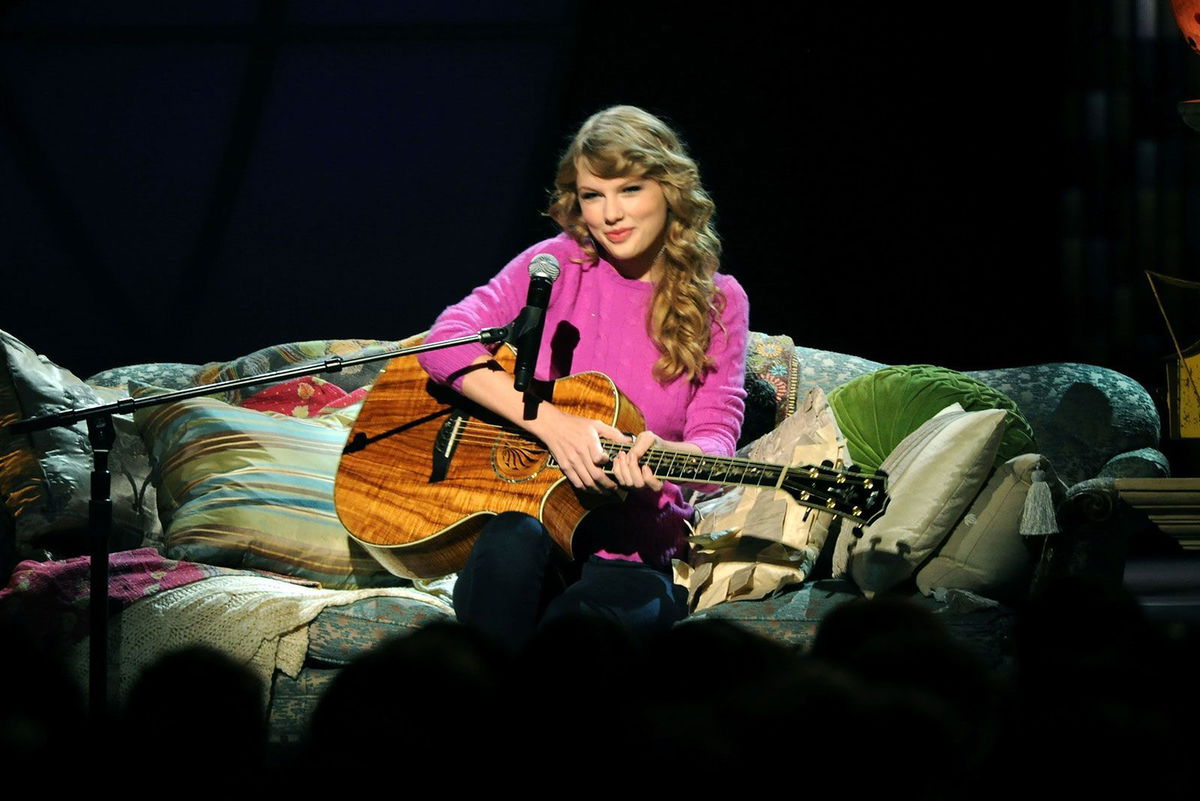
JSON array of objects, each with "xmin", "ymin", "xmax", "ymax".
[{"xmin": 431, "ymin": 411, "xmax": 467, "ymax": 483}]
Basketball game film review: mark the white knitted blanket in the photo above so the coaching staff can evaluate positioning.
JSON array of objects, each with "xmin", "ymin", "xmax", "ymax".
[{"xmin": 69, "ymin": 574, "xmax": 456, "ymax": 703}]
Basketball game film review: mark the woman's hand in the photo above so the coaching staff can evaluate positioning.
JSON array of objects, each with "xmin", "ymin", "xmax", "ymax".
[
  {"xmin": 610, "ymin": 430, "xmax": 664, "ymax": 493},
  {"xmin": 452, "ymin": 355, "xmax": 696, "ymax": 494},
  {"xmin": 526, "ymin": 405, "xmax": 624, "ymax": 492}
]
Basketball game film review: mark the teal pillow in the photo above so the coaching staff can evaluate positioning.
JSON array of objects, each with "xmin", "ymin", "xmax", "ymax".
[{"xmin": 827, "ymin": 364, "xmax": 1036, "ymax": 474}]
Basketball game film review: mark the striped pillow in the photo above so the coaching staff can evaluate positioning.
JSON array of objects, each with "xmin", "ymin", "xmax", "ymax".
[{"xmin": 134, "ymin": 392, "xmax": 405, "ymax": 589}]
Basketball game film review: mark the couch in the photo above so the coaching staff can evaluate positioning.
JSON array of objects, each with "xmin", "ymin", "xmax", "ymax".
[{"xmin": 0, "ymin": 328, "xmax": 1169, "ymax": 746}]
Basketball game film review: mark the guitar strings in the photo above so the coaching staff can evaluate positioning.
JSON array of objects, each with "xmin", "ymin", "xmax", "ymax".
[
  {"xmin": 440, "ymin": 419, "xmax": 880, "ymax": 514},
  {"xmin": 446, "ymin": 429, "xmax": 878, "ymax": 496},
  {"xmin": 448, "ymin": 420, "xmax": 779, "ymax": 478},
  {"xmin": 446, "ymin": 429, "xmax": 873, "ymax": 519},
  {"xmin": 446, "ymin": 419, "xmax": 881, "ymax": 486},
  {"xmin": 446, "ymin": 419, "xmax": 879, "ymax": 483}
]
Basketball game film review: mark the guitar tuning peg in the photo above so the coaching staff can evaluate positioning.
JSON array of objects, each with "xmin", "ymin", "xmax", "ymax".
[
  {"xmin": 820, "ymin": 459, "xmax": 834, "ymax": 469},
  {"xmin": 845, "ymin": 464, "xmax": 861, "ymax": 474},
  {"xmin": 851, "ymin": 525, "xmax": 864, "ymax": 539}
]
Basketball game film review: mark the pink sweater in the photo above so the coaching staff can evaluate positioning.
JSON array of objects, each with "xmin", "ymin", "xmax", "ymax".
[{"xmin": 418, "ymin": 233, "xmax": 750, "ymax": 567}]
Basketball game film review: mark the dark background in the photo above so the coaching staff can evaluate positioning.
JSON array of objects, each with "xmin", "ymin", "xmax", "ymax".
[{"xmin": 3, "ymin": 1, "xmax": 1198, "ymax": 403}]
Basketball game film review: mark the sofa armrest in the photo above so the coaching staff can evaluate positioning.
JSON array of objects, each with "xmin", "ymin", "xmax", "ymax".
[{"xmin": 1098, "ymin": 447, "xmax": 1171, "ymax": 480}]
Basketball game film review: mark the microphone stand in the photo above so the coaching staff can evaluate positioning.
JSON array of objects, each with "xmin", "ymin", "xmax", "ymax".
[{"xmin": 4, "ymin": 326, "xmax": 510, "ymax": 730}]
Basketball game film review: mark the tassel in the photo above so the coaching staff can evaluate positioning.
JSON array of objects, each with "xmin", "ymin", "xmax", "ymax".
[{"xmin": 1020, "ymin": 458, "xmax": 1059, "ymax": 536}]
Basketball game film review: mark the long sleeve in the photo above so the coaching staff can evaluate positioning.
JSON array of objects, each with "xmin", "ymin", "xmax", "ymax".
[
  {"xmin": 596, "ymin": 274, "xmax": 749, "ymax": 568},
  {"xmin": 682, "ymin": 275, "xmax": 750, "ymax": 457}
]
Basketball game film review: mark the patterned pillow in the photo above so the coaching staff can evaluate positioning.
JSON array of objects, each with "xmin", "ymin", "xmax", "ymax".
[
  {"xmin": 193, "ymin": 338, "xmax": 405, "ymax": 404},
  {"xmin": 133, "ymin": 389, "xmax": 405, "ymax": 589},
  {"xmin": 240, "ymin": 376, "xmax": 369, "ymax": 418},
  {"xmin": 0, "ymin": 328, "xmax": 160, "ymax": 559},
  {"xmin": 745, "ymin": 332, "xmax": 800, "ymax": 423}
]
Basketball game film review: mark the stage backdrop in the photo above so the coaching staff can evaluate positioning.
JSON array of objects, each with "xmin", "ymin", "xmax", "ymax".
[{"xmin": 2, "ymin": 1, "xmax": 1198, "ymax": 404}]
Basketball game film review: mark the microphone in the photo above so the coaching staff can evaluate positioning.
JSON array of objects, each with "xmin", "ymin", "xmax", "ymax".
[{"xmin": 511, "ymin": 253, "xmax": 560, "ymax": 392}]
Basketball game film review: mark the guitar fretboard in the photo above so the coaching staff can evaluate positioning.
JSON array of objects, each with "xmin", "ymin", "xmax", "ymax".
[
  {"xmin": 595, "ymin": 443, "xmax": 787, "ymax": 488},
  {"xmin": 442, "ymin": 419, "xmax": 886, "ymax": 525},
  {"xmin": 550, "ymin": 441, "xmax": 884, "ymax": 524}
]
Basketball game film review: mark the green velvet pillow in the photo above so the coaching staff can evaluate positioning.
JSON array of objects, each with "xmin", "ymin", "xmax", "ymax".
[{"xmin": 827, "ymin": 364, "xmax": 1036, "ymax": 474}]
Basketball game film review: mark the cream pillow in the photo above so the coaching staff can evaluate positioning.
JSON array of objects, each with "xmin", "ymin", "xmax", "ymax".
[
  {"xmin": 833, "ymin": 404, "xmax": 1007, "ymax": 596},
  {"xmin": 917, "ymin": 454, "xmax": 1065, "ymax": 600}
]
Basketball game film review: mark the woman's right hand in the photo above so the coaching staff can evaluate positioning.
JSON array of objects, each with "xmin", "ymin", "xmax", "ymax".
[
  {"xmin": 526, "ymin": 404, "xmax": 624, "ymax": 492},
  {"xmin": 453, "ymin": 354, "xmax": 624, "ymax": 491}
]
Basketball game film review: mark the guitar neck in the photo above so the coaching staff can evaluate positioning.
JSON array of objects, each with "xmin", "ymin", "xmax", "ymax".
[
  {"xmin": 618, "ymin": 445, "xmax": 786, "ymax": 488},
  {"xmin": 548, "ymin": 442, "xmax": 886, "ymax": 526}
]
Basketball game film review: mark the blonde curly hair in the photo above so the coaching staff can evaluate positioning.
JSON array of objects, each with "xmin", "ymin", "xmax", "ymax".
[{"xmin": 547, "ymin": 105, "xmax": 724, "ymax": 383}]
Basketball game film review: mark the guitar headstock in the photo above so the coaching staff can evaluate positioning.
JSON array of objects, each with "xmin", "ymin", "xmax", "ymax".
[{"xmin": 781, "ymin": 461, "xmax": 889, "ymax": 526}]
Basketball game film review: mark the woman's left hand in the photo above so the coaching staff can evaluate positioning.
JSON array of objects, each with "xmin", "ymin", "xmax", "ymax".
[{"xmin": 609, "ymin": 430, "xmax": 663, "ymax": 492}]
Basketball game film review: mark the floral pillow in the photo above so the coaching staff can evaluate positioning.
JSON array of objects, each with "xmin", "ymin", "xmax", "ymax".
[
  {"xmin": 745, "ymin": 331, "xmax": 799, "ymax": 423},
  {"xmin": 240, "ymin": 377, "xmax": 370, "ymax": 418}
]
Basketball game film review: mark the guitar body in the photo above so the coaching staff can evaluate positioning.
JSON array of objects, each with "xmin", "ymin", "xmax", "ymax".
[{"xmin": 334, "ymin": 345, "xmax": 645, "ymax": 579}]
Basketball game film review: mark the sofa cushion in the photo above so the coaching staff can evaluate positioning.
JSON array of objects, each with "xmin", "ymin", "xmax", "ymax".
[
  {"xmin": 827, "ymin": 364, "xmax": 1035, "ymax": 475},
  {"xmin": 833, "ymin": 405, "xmax": 1008, "ymax": 597},
  {"xmin": 133, "ymin": 389, "xmax": 405, "ymax": 589},
  {"xmin": 0, "ymin": 329, "xmax": 161, "ymax": 558}
]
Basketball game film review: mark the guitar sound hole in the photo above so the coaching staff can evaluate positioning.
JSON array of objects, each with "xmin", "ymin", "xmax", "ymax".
[{"xmin": 492, "ymin": 441, "xmax": 549, "ymax": 483}]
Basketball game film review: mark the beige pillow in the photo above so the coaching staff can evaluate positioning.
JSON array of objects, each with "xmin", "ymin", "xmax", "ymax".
[
  {"xmin": 833, "ymin": 404, "xmax": 1007, "ymax": 596},
  {"xmin": 676, "ymin": 387, "xmax": 852, "ymax": 611},
  {"xmin": 916, "ymin": 454, "xmax": 1065, "ymax": 600}
]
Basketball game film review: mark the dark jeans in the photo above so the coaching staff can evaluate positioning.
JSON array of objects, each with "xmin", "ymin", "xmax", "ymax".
[{"xmin": 453, "ymin": 511, "xmax": 688, "ymax": 648}]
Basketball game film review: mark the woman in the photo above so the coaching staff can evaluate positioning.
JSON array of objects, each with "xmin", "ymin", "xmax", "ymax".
[{"xmin": 418, "ymin": 105, "xmax": 749, "ymax": 646}]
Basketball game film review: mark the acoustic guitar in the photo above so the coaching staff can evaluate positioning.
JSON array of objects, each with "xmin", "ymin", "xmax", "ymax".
[{"xmin": 334, "ymin": 345, "xmax": 888, "ymax": 579}]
